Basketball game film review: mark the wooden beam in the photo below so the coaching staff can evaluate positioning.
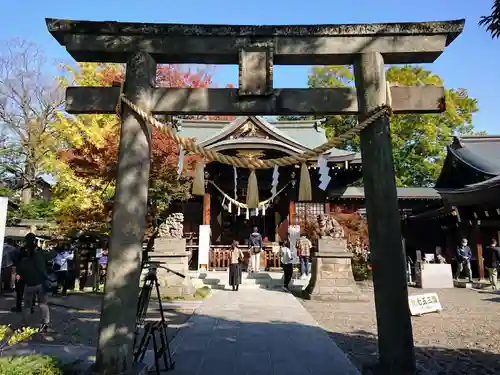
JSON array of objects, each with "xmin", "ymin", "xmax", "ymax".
[
  {"xmin": 473, "ymin": 223, "xmax": 485, "ymax": 281},
  {"xmin": 65, "ymin": 86, "xmax": 445, "ymax": 115},
  {"xmin": 46, "ymin": 18, "xmax": 465, "ymax": 65},
  {"xmin": 354, "ymin": 52, "xmax": 416, "ymax": 373},
  {"xmin": 203, "ymin": 193, "xmax": 211, "ymax": 225},
  {"xmin": 289, "ymin": 201, "xmax": 296, "ymax": 226}
]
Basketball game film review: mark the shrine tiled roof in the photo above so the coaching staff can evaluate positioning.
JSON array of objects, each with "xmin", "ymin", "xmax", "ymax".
[
  {"xmin": 435, "ymin": 135, "xmax": 500, "ymax": 189},
  {"xmin": 448, "ymin": 135, "xmax": 500, "ymax": 175},
  {"xmin": 177, "ymin": 116, "xmax": 360, "ymax": 162}
]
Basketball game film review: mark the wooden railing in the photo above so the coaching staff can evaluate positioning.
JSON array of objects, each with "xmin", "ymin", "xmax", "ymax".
[{"xmin": 208, "ymin": 246, "xmax": 281, "ymax": 271}]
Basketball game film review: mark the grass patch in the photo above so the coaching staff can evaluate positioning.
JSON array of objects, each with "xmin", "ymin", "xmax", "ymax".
[
  {"xmin": 151, "ymin": 286, "xmax": 211, "ymax": 301},
  {"xmin": 0, "ymin": 355, "xmax": 65, "ymax": 375}
]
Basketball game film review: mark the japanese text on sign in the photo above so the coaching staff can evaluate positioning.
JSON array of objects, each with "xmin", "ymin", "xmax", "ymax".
[{"xmin": 408, "ymin": 293, "xmax": 442, "ymax": 316}]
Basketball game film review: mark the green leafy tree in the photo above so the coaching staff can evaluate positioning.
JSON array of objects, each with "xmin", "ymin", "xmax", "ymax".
[
  {"xmin": 18, "ymin": 199, "xmax": 56, "ymax": 220},
  {"xmin": 480, "ymin": 1, "xmax": 500, "ymax": 38},
  {"xmin": 280, "ymin": 65, "xmax": 479, "ymax": 187}
]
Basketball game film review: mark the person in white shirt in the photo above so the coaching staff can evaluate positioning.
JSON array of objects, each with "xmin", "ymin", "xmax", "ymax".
[{"xmin": 280, "ymin": 240, "xmax": 293, "ymax": 292}]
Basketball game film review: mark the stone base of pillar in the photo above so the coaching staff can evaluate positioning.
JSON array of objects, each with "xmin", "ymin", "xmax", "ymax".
[
  {"xmin": 147, "ymin": 238, "xmax": 195, "ymax": 297},
  {"xmin": 302, "ymin": 238, "xmax": 367, "ymax": 302}
]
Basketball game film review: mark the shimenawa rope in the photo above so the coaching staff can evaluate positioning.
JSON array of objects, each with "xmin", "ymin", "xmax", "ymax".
[{"xmin": 118, "ymin": 95, "xmax": 392, "ymax": 170}]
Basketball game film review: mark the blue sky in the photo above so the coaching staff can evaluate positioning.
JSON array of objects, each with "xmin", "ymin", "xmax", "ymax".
[{"xmin": 1, "ymin": 0, "xmax": 498, "ymax": 133}]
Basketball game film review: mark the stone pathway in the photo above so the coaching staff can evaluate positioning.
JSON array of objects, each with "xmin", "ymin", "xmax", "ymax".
[
  {"xmin": 0, "ymin": 292, "xmax": 200, "ymax": 347},
  {"xmin": 168, "ymin": 289, "xmax": 360, "ymax": 375},
  {"xmin": 302, "ymin": 286, "xmax": 500, "ymax": 375}
]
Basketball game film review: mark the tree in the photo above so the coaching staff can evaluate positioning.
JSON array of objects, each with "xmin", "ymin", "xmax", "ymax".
[
  {"xmin": 480, "ymin": 1, "xmax": 500, "ymax": 38},
  {"xmin": 53, "ymin": 62, "xmax": 232, "ymax": 236},
  {"xmin": 281, "ymin": 65, "xmax": 479, "ymax": 187},
  {"xmin": 0, "ymin": 39, "xmax": 64, "ymax": 203},
  {"xmin": 60, "ymin": 125, "xmax": 199, "ymax": 247}
]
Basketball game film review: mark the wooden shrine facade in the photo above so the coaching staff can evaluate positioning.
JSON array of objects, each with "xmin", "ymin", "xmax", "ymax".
[
  {"xmin": 176, "ymin": 116, "xmax": 363, "ymax": 245},
  {"xmin": 407, "ymin": 135, "xmax": 500, "ymax": 279},
  {"xmin": 47, "ymin": 16, "xmax": 464, "ymax": 374}
]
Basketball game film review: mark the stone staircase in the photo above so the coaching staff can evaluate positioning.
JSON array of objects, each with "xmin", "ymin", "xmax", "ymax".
[{"xmin": 190, "ymin": 270, "xmax": 309, "ymax": 291}]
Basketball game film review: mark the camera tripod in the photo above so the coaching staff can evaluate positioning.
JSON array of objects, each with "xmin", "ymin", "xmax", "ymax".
[{"xmin": 133, "ymin": 262, "xmax": 175, "ymax": 374}]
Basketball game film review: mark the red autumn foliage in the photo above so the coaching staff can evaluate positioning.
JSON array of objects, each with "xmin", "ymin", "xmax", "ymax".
[{"xmin": 62, "ymin": 127, "xmax": 200, "ymax": 184}]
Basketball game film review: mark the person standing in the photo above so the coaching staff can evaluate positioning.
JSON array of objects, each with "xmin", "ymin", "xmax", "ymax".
[
  {"xmin": 455, "ymin": 237, "xmax": 473, "ymax": 282},
  {"xmin": 11, "ymin": 243, "xmax": 28, "ymax": 313},
  {"xmin": 296, "ymin": 233, "xmax": 312, "ymax": 279},
  {"xmin": 280, "ymin": 239, "xmax": 293, "ymax": 292},
  {"xmin": 483, "ymin": 238, "xmax": 500, "ymax": 291},
  {"xmin": 228, "ymin": 241, "xmax": 244, "ymax": 291},
  {"xmin": 1, "ymin": 239, "xmax": 17, "ymax": 292},
  {"xmin": 52, "ymin": 246, "xmax": 74, "ymax": 296},
  {"xmin": 15, "ymin": 233, "xmax": 50, "ymax": 331},
  {"xmin": 248, "ymin": 226, "xmax": 263, "ymax": 273}
]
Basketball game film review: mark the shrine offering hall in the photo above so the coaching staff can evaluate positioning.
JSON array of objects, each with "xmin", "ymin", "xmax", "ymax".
[{"xmin": 175, "ymin": 115, "xmax": 440, "ymax": 270}]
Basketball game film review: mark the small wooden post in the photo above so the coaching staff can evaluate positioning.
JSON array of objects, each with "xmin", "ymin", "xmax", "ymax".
[
  {"xmin": 473, "ymin": 222, "xmax": 484, "ymax": 280},
  {"xmin": 203, "ymin": 193, "xmax": 211, "ymax": 225},
  {"xmin": 354, "ymin": 52, "xmax": 416, "ymax": 374},
  {"xmin": 289, "ymin": 200, "xmax": 296, "ymax": 226},
  {"xmin": 95, "ymin": 52, "xmax": 156, "ymax": 375}
]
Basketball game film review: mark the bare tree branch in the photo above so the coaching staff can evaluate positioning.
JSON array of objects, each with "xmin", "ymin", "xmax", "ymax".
[{"xmin": 0, "ymin": 38, "xmax": 64, "ymax": 202}]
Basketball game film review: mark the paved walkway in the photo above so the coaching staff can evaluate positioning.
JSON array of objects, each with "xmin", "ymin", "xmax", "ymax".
[{"xmin": 169, "ymin": 289, "xmax": 360, "ymax": 375}]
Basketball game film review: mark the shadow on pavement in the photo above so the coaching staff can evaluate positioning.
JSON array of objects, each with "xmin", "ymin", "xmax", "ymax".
[{"xmin": 1, "ymin": 290, "xmax": 499, "ymax": 375}]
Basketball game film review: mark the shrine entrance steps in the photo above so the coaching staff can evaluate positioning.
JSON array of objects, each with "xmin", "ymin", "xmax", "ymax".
[
  {"xmin": 169, "ymin": 288, "xmax": 360, "ymax": 375},
  {"xmin": 189, "ymin": 270, "xmax": 309, "ymax": 291}
]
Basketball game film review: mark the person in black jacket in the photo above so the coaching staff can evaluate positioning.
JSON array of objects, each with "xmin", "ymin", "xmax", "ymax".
[
  {"xmin": 483, "ymin": 238, "xmax": 500, "ymax": 291},
  {"xmin": 11, "ymin": 234, "xmax": 39, "ymax": 314},
  {"xmin": 16, "ymin": 233, "xmax": 50, "ymax": 330}
]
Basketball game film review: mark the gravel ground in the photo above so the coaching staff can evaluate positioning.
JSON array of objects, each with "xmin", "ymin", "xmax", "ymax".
[
  {"xmin": 301, "ymin": 284, "xmax": 500, "ymax": 375},
  {"xmin": 0, "ymin": 292, "xmax": 197, "ymax": 347}
]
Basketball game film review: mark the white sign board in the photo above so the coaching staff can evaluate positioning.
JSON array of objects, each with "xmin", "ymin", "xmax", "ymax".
[
  {"xmin": 0, "ymin": 197, "xmax": 8, "ymax": 279},
  {"xmin": 408, "ymin": 293, "xmax": 442, "ymax": 316},
  {"xmin": 198, "ymin": 225, "xmax": 211, "ymax": 269}
]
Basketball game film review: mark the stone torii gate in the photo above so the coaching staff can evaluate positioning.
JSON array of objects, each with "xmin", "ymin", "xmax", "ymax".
[{"xmin": 47, "ymin": 18, "xmax": 464, "ymax": 375}]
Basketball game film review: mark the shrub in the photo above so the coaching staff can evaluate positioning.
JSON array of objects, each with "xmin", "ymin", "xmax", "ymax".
[{"xmin": 0, "ymin": 355, "xmax": 64, "ymax": 375}]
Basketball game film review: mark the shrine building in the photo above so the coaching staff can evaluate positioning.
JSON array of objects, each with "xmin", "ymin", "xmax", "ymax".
[
  {"xmin": 172, "ymin": 115, "xmax": 440, "ymax": 270},
  {"xmin": 406, "ymin": 135, "xmax": 500, "ymax": 279}
]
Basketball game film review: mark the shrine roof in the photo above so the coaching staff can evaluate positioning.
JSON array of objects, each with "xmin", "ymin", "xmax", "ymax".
[
  {"xmin": 177, "ymin": 116, "xmax": 360, "ymax": 162},
  {"xmin": 437, "ymin": 175, "xmax": 500, "ymax": 206},
  {"xmin": 435, "ymin": 135, "xmax": 500, "ymax": 189},
  {"xmin": 327, "ymin": 186, "xmax": 441, "ymax": 200},
  {"xmin": 450, "ymin": 135, "xmax": 500, "ymax": 174}
]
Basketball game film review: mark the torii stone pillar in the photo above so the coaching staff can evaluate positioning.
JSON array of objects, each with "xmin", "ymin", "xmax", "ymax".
[
  {"xmin": 94, "ymin": 52, "xmax": 156, "ymax": 375},
  {"xmin": 354, "ymin": 53, "xmax": 415, "ymax": 374}
]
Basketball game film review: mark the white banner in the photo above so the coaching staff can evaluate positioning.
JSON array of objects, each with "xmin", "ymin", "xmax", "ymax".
[
  {"xmin": 408, "ymin": 293, "xmax": 442, "ymax": 316},
  {"xmin": 198, "ymin": 225, "xmax": 211, "ymax": 269}
]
